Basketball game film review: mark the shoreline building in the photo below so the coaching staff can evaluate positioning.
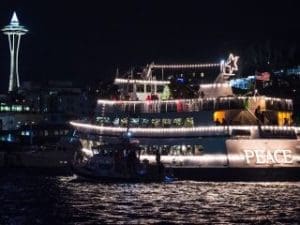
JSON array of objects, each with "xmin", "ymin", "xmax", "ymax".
[{"xmin": 2, "ymin": 12, "xmax": 28, "ymax": 92}]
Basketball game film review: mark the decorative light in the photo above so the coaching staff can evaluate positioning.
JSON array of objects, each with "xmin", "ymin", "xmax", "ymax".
[
  {"xmin": 97, "ymin": 96, "xmax": 293, "ymax": 106},
  {"xmin": 114, "ymin": 78, "xmax": 170, "ymax": 85},
  {"xmin": 81, "ymin": 148, "xmax": 94, "ymax": 157},
  {"xmin": 139, "ymin": 154, "xmax": 228, "ymax": 165},
  {"xmin": 70, "ymin": 121, "xmax": 300, "ymax": 137},
  {"xmin": 222, "ymin": 53, "xmax": 239, "ymax": 75},
  {"xmin": 115, "ymin": 54, "xmax": 240, "ymax": 89},
  {"xmin": 151, "ymin": 63, "xmax": 220, "ymax": 69},
  {"xmin": 70, "ymin": 121, "xmax": 126, "ymax": 132}
]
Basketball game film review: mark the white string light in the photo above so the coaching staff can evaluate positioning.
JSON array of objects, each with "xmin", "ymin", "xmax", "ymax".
[
  {"xmin": 70, "ymin": 121, "xmax": 300, "ymax": 137},
  {"xmin": 114, "ymin": 78, "xmax": 170, "ymax": 85},
  {"xmin": 97, "ymin": 96, "xmax": 293, "ymax": 105},
  {"xmin": 222, "ymin": 53, "xmax": 239, "ymax": 75},
  {"xmin": 151, "ymin": 63, "xmax": 220, "ymax": 69}
]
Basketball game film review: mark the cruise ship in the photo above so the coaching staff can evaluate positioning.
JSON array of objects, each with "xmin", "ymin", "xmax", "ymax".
[{"xmin": 70, "ymin": 54, "xmax": 300, "ymax": 181}]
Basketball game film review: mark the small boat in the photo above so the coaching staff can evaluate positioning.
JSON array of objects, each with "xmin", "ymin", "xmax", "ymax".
[{"xmin": 72, "ymin": 137, "xmax": 172, "ymax": 182}]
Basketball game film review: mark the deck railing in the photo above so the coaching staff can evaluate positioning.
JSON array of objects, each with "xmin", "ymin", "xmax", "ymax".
[
  {"xmin": 97, "ymin": 97, "xmax": 293, "ymax": 114},
  {"xmin": 70, "ymin": 121, "xmax": 300, "ymax": 138}
]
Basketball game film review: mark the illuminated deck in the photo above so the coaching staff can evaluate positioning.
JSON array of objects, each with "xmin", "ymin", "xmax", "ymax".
[
  {"xmin": 97, "ymin": 96, "xmax": 293, "ymax": 114},
  {"xmin": 70, "ymin": 121, "xmax": 300, "ymax": 138}
]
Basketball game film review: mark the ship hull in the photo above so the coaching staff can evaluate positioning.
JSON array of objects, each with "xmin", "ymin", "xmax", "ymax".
[
  {"xmin": 172, "ymin": 167, "xmax": 300, "ymax": 181},
  {"xmin": 75, "ymin": 132, "xmax": 300, "ymax": 181}
]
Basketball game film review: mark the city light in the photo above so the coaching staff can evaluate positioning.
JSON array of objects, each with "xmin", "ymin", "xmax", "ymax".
[{"xmin": 151, "ymin": 63, "xmax": 220, "ymax": 69}]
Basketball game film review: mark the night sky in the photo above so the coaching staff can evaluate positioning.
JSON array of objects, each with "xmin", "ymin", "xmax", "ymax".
[{"xmin": 0, "ymin": 0, "xmax": 299, "ymax": 92}]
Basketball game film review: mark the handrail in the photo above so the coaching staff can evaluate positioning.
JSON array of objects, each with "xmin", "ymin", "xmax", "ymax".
[{"xmin": 97, "ymin": 97, "xmax": 293, "ymax": 114}]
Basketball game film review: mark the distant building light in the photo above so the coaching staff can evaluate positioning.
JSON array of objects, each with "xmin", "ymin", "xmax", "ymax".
[{"xmin": 7, "ymin": 134, "xmax": 12, "ymax": 142}]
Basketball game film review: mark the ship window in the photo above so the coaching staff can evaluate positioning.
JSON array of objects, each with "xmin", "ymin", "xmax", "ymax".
[
  {"xmin": 260, "ymin": 128, "xmax": 296, "ymax": 139},
  {"xmin": 157, "ymin": 86, "xmax": 164, "ymax": 93},
  {"xmin": 140, "ymin": 144, "xmax": 204, "ymax": 156},
  {"xmin": 194, "ymin": 145, "xmax": 204, "ymax": 155},
  {"xmin": 184, "ymin": 117, "xmax": 194, "ymax": 127},
  {"xmin": 96, "ymin": 117, "xmax": 111, "ymax": 125},
  {"xmin": 161, "ymin": 146, "xmax": 169, "ymax": 155},
  {"xmin": 231, "ymin": 129, "xmax": 251, "ymax": 136},
  {"xmin": 146, "ymin": 85, "xmax": 152, "ymax": 92},
  {"xmin": 173, "ymin": 118, "xmax": 183, "ymax": 127},
  {"xmin": 96, "ymin": 117, "xmax": 103, "ymax": 124},
  {"xmin": 139, "ymin": 145, "xmax": 148, "ymax": 155},
  {"xmin": 213, "ymin": 111, "xmax": 225, "ymax": 125},
  {"xmin": 140, "ymin": 118, "xmax": 149, "ymax": 127},
  {"xmin": 166, "ymin": 102, "xmax": 177, "ymax": 112},
  {"xmin": 278, "ymin": 112, "xmax": 292, "ymax": 126},
  {"xmin": 144, "ymin": 146, "xmax": 157, "ymax": 155},
  {"xmin": 162, "ymin": 118, "xmax": 172, "ymax": 127},
  {"xmin": 104, "ymin": 117, "xmax": 111, "ymax": 125},
  {"xmin": 120, "ymin": 118, "xmax": 128, "ymax": 127},
  {"xmin": 170, "ymin": 145, "xmax": 181, "ymax": 155},
  {"xmin": 130, "ymin": 118, "xmax": 139, "ymax": 126},
  {"xmin": 112, "ymin": 118, "xmax": 120, "ymax": 126},
  {"xmin": 151, "ymin": 119, "xmax": 161, "ymax": 127},
  {"xmin": 181, "ymin": 145, "xmax": 194, "ymax": 155},
  {"xmin": 137, "ymin": 85, "xmax": 144, "ymax": 92}
]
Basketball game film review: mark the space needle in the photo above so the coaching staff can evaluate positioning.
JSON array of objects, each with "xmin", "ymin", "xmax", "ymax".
[{"xmin": 2, "ymin": 12, "xmax": 28, "ymax": 92}]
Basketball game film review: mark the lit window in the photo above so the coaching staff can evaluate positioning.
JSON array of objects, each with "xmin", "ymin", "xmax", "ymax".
[
  {"xmin": 162, "ymin": 118, "xmax": 172, "ymax": 127},
  {"xmin": 151, "ymin": 119, "xmax": 161, "ymax": 127},
  {"xmin": 184, "ymin": 117, "xmax": 194, "ymax": 127},
  {"xmin": 112, "ymin": 118, "xmax": 119, "ymax": 126},
  {"xmin": 173, "ymin": 118, "xmax": 182, "ymax": 127}
]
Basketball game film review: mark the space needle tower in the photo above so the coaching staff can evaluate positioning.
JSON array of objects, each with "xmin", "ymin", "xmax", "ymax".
[{"xmin": 2, "ymin": 12, "xmax": 28, "ymax": 92}]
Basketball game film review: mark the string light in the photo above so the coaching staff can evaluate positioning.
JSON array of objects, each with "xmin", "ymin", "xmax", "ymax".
[
  {"xmin": 70, "ymin": 121, "xmax": 300, "ymax": 137},
  {"xmin": 151, "ymin": 63, "xmax": 220, "ymax": 69},
  {"xmin": 114, "ymin": 78, "xmax": 170, "ymax": 85},
  {"xmin": 223, "ymin": 53, "xmax": 239, "ymax": 75},
  {"xmin": 139, "ymin": 154, "xmax": 229, "ymax": 165},
  {"xmin": 97, "ymin": 96, "xmax": 293, "ymax": 105}
]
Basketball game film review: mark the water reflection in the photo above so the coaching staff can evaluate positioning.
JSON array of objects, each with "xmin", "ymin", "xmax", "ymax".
[{"xmin": 0, "ymin": 173, "xmax": 299, "ymax": 224}]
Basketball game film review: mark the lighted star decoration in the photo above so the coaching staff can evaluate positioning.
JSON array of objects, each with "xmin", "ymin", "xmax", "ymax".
[{"xmin": 224, "ymin": 53, "xmax": 239, "ymax": 75}]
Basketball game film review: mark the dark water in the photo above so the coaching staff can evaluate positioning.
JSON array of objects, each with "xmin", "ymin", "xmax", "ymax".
[{"xmin": 0, "ymin": 173, "xmax": 299, "ymax": 225}]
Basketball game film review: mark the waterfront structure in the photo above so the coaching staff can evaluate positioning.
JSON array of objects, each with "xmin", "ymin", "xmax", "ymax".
[
  {"xmin": 2, "ymin": 12, "xmax": 28, "ymax": 92},
  {"xmin": 71, "ymin": 54, "xmax": 300, "ymax": 180}
]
